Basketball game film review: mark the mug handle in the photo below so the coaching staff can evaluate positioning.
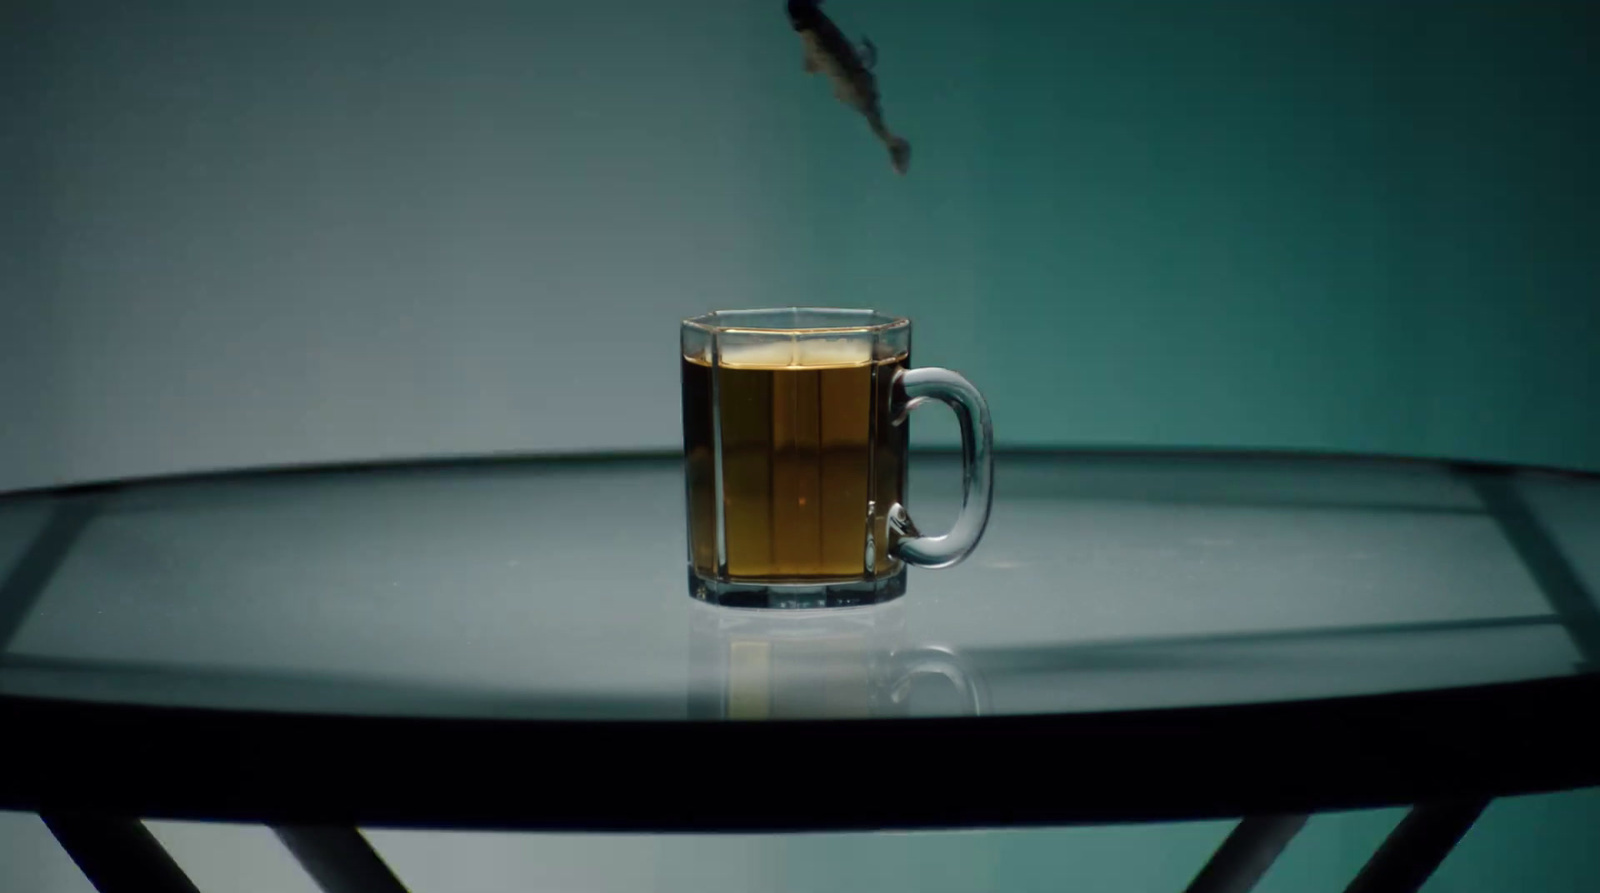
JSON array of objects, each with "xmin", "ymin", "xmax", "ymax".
[
  {"xmin": 890, "ymin": 645, "xmax": 989, "ymax": 715},
  {"xmin": 888, "ymin": 367, "xmax": 994, "ymax": 569}
]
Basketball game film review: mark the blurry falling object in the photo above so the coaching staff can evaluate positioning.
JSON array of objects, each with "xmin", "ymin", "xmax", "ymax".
[{"xmin": 786, "ymin": 0, "xmax": 912, "ymax": 175}]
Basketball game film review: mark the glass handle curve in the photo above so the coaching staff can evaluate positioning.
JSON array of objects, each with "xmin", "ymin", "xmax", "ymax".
[
  {"xmin": 888, "ymin": 366, "xmax": 994, "ymax": 569},
  {"xmin": 890, "ymin": 646, "xmax": 989, "ymax": 716}
]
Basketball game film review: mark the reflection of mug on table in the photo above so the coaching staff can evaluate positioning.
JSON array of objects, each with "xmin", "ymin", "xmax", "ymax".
[
  {"xmin": 687, "ymin": 602, "xmax": 986, "ymax": 720},
  {"xmin": 681, "ymin": 309, "xmax": 994, "ymax": 609}
]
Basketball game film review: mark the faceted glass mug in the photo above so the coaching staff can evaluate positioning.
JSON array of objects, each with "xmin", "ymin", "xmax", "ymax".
[{"xmin": 681, "ymin": 308, "xmax": 993, "ymax": 608}]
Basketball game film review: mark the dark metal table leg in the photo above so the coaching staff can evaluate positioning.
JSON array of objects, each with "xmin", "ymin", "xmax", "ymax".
[
  {"xmin": 0, "ymin": 495, "xmax": 103, "ymax": 651},
  {"xmin": 1342, "ymin": 799, "xmax": 1488, "ymax": 893},
  {"xmin": 274, "ymin": 824, "xmax": 412, "ymax": 893},
  {"xmin": 41, "ymin": 813, "xmax": 201, "ymax": 893},
  {"xmin": 1184, "ymin": 813, "xmax": 1309, "ymax": 893},
  {"xmin": 1464, "ymin": 467, "xmax": 1600, "ymax": 670}
]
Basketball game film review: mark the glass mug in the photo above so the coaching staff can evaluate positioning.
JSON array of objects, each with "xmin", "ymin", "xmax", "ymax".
[
  {"xmin": 681, "ymin": 308, "xmax": 993, "ymax": 608},
  {"xmin": 686, "ymin": 601, "xmax": 988, "ymax": 719}
]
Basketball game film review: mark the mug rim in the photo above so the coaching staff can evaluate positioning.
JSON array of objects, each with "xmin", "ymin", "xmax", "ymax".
[{"xmin": 683, "ymin": 307, "xmax": 909, "ymax": 335}]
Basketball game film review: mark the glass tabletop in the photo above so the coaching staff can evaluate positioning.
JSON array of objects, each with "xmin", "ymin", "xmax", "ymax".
[{"xmin": 3, "ymin": 452, "xmax": 1596, "ymax": 722}]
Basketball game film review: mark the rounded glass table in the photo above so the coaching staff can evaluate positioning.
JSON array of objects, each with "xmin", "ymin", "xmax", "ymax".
[{"xmin": 2, "ymin": 451, "xmax": 1597, "ymax": 891}]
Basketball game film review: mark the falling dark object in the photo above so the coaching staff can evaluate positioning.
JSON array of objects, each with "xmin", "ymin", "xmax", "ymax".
[{"xmin": 786, "ymin": 0, "xmax": 911, "ymax": 174}]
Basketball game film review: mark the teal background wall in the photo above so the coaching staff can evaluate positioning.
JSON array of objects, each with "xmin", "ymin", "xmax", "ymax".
[
  {"xmin": 2, "ymin": 0, "xmax": 1597, "ymax": 492},
  {"xmin": 764, "ymin": 0, "xmax": 1600, "ymax": 471}
]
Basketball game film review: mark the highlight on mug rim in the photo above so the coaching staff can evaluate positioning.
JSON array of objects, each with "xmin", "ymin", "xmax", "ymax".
[{"xmin": 682, "ymin": 307, "xmax": 910, "ymax": 336}]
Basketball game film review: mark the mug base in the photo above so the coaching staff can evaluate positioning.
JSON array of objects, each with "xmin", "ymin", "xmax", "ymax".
[{"xmin": 688, "ymin": 567, "xmax": 907, "ymax": 609}]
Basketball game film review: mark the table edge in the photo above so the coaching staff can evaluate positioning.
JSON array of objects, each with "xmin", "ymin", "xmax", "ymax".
[
  {"xmin": 3, "ymin": 671, "xmax": 1596, "ymax": 830},
  {"xmin": 3, "ymin": 446, "xmax": 1595, "ymax": 501}
]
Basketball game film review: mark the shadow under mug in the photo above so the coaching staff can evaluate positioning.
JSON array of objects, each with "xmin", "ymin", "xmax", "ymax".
[
  {"xmin": 687, "ymin": 601, "xmax": 988, "ymax": 720},
  {"xmin": 681, "ymin": 308, "xmax": 994, "ymax": 609}
]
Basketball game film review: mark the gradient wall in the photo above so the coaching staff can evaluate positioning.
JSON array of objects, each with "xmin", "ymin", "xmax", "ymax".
[{"xmin": 3, "ymin": 0, "xmax": 1596, "ymax": 492}]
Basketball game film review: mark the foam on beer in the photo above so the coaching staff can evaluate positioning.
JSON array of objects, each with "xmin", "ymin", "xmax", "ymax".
[{"xmin": 716, "ymin": 339, "xmax": 878, "ymax": 369}]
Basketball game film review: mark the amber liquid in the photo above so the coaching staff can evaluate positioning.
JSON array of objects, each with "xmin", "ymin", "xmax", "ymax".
[{"xmin": 682, "ymin": 352, "xmax": 907, "ymax": 581}]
